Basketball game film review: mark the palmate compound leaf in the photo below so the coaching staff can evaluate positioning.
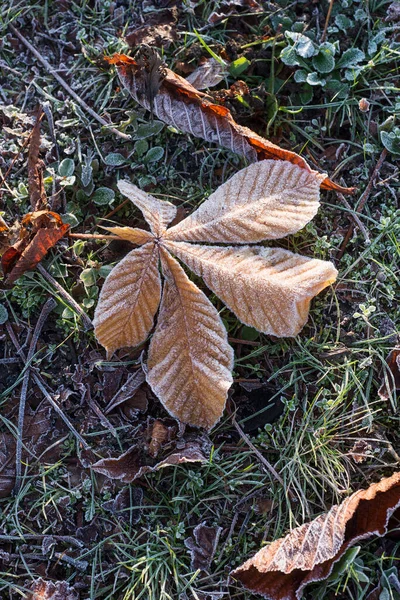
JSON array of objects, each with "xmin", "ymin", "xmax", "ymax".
[
  {"xmin": 165, "ymin": 161, "xmax": 325, "ymax": 244},
  {"xmin": 94, "ymin": 159, "xmax": 338, "ymax": 428},
  {"xmin": 93, "ymin": 242, "xmax": 161, "ymax": 355},
  {"xmin": 146, "ymin": 249, "xmax": 234, "ymax": 430},
  {"xmin": 231, "ymin": 471, "xmax": 400, "ymax": 600},
  {"xmin": 164, "ymin": 241, "xmax": 338, "ymax": 338}
]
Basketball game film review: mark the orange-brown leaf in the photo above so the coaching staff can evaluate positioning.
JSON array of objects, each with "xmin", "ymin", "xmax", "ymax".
[
  {"xmin": 3, "ymin": 222, "xmax": 69, "ymax": 284},
  {"xmin": 165, "ymin": 241, "xmax": 337, "ymax": 337},
  {"xmin": 232, "ymin": 471, "xmax": 400, "ymax": 600},
  {"xmin": 110, "ymin": 52, "xmax": 354, "ymax": 194},
  {"xmin": 93, "ymin": 243, "xmax": 161, "ymax": 355},
  {"xmin": 146, "ymin": 249, "xmax": 234, "ymax": 430}
]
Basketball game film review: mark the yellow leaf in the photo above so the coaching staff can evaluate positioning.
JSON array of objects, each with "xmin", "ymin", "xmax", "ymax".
[
  {"xmin": 101, "ymin": 226, "xmax": 154, "ymax": 245},
  {"xmin": 164, "ymin": 241, "xmax": 337, "ymax": 337},
  {"xmin": 165, "ymin": 161, "xmax": 325, "ymax": 243},
  {"xmin": 146, "ymin": 249, "xmax": 234, "ymax": 430},
  {"xmin": 118, "ymin": 180, "xmax": 177, "ymax": 236},
  {"xmin": 93, "ymin": 243, "xmax": 161, "ymax": 355}
]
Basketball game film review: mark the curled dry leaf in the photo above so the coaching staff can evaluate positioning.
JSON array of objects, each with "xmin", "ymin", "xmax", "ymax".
[
  {"xmin": 231, "ymin": 471, "xmax": 400, "ymax": 600},
  {"xmin": 185, "ymin": 522, "xmax": 223, "ymax": 572},
  {"xmin": 27, "ymin": 578, "xmax": 79, "ymax": 600},
  {"xmin": 1, "ymin": 211, "xmax": 69, "ymax": 285},
  {"xmin": 106, "ymin": 52, "xmax": 353, "ymax": 194},
  {"xmin": 94, "ymin": 160, "xmax": 337, "ymax": 429},
  {"xmin": 92, "ymin": 437, "xmax": 209, "ymax": 483}
]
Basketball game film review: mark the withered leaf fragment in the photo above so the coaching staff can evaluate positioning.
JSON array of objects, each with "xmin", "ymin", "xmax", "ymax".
[
  {"xmin": 185, "ymin": 522, "xmax": 223, "ymax": 572},
  {"xmin": 231, "ymin": 471, "xmax": 400, "ymax": 600},
  {"xmin": 94, "ymin": 161, "xmax": 337, "ymax": 429},
  {"xmin": 1, "ymin": 211, "xmax": 69, "ymax": 284},
  {"xmin": 92, "ymin": 437, "xmax": 209, "ymax": 483},
  {"xmin": 28, "ymin": 106, "xmax": 47, "ymax": 211},
  {"xmin": 27, "ymin": 578, "xmax": 79, "ymax": 600},
  {"xmin": 106, "ymin": 52, "xmax": 353, "ymax": 194}
]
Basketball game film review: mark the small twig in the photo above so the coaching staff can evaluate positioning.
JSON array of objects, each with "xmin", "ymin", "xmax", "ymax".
[
  {"xmin": 84, "ymin": 384, "xmax": 118, "ymax": 437},
  {"xmin": 6, "ymin": 323, "xmax": 90, "ymax": 451},
  {"xmin": 37, "ymin": 263, "xmax": 93, "ymax": 331},
  {"xmin": 337, "ymin": 193, "xmax": 371, "ymax": 245},
  {"xmin": 68, "ymin": 233, "xmax": 120, "ymax": 241},
  {"xmin": 228, "ymin": 337, "xmax": 260, "ymax": 347},
  {"xmin": 320, "ymin": 0, "xmax": 335, "ymax": 42},
  {"xmin": 337, "ymin": 149, "xmax": 387, "ymax": 260},
  {"xmin": 14, "ymin": 298, "xmax": 56, "ymax": 493},
  {"xmin": 97, "ymin": 198, "xmax": 130, "ymax": 222},
  {"xmin": 0, "ymin": 534, "xmax": 84, "ymax": 548},
  {"xmin": 8, "ymin": 24, "xmax": 131, "ymax": 142},
  {"xmin": 231, "ymin": 416, "xmax": 294, "ymax": 498}
]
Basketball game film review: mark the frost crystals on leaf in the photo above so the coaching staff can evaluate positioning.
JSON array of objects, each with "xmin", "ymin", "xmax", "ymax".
[{"xmin": 94, "ymin": 160, "xmax": 338, "ymax": 429}]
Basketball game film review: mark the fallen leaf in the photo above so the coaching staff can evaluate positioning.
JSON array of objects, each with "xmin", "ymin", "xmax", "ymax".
[
  {"xmin": 104, "ymin": 368, "xmax": 146, "ymax": 414},
  {"xmin": 92, "ymin": 243, "xmax": 162, "ymax": 355},
  {"xmin": 106, "ymin": 52, "xmax": 353, "ymax": 194},
  {"xmin": 231, "ymin": 471, "xmax": 400, "ymax": 600},
  {"xmin": 379, "ymin": 348, "xmax": 400, "ymax": 400},
  {"xmin": 1, "ymin": 210, "xmax": 69, "ymax": 284},
  {"xmin": 125, "ymin": 7, "xmax": 178, "ymax": 48},
  {"xmin": 94, "ymin": 161, "xmax": 337, "ymax": 429},
  {"xmin": 92, "ymin": 436, "xmax": 209, "ymax": 483},
  {"xmin": 148, "ymin": 418, "xmax": 177, "ymax": 458},
  {"xmin": 103, "ymin": 486, "xmax": 143, "ymax": 523},
  {"xmin": 27, "ymin": 578, "xmax": 79, "ymax": 600},
  {"xmin": 147, "ymin": 249, "xmax": 234, "ymax": 429},
  {"xmin": 185, "ymin": 522, "xmax": 223, "ymax": 572},
  {"xmin": 186, "ymin": 58, "xmax": 228, "ymax": 90}
]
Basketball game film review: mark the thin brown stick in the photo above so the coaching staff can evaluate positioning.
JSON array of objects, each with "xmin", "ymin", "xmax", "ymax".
[
  {"xmin": 337, "ymin": 193, "xmax": 371, "ymax": 244},
  {"xmin": 68, "ymin": 233, "xmax": 120, "ymax": 240},
  {"xmin": 8, "ymin": 24, "xmax": 131, "ymax": 142},
  {"xmin": 37, "ymin": 263, "xmax": 93, "ymax": 331},
  {"xmin": 228, "ymin": 337, "xmax": 260, "ymax": 347},
  {"xmin": 337, "ymin": 149, "xmax": 387, "ymax": 259},
  {"xmin": 97, "ymin": 198, "xmax": 130, "ymax": 222},
  {"xmin": 321, "ymin": 0, "xmax": 335, "ymax": 43},
  {"xmin": 14, "ymin": 298, "xmax": 56, "ymax": 493}
]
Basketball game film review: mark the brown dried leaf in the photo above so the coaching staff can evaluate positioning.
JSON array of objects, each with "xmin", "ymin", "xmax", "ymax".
[
  {"xmin": 165, "ymin": 241, "xmax": 337, "ymax": 337},
  {"xmin": 93, "ymin": 243, "xmax": 161, "ymax": 355},
  {"xmin": 231, "ymin": 471, "xmax": 400, "ymax": 600},
  {"xmin": 2, "ymin": 210, "xmax": 69, "ymax": 284},
  {"xmin": 107, "ymin": 53, "xmax": 353, "ymax": 194},
  {"xmin": 165, "ymin": 161, "xmax": 325, "ymax": 243},
  {"xmin": 104, "ymin": 368, "xmax": 146, "ymax": 414},
  {"xmin": 27, "ymin": 578, "xmax": 79, "ymax": 600},
  {"xmin": 92, "ymin": 437, "xmax": 209, "ymax": 483},
  {"xmin": 146, "ymin": 249, "xmax": 234, "ymax": 430},
  {"xmin": 186, "ymin": 58, "xmax": 227, "ymax": 90},
  {"xmin": 117, "ymin": 180, "xmax": 176, "ymax": 236},
  {"xmin": 185, "ymin": 522, "xmax": 223, "ymax": 572}
]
